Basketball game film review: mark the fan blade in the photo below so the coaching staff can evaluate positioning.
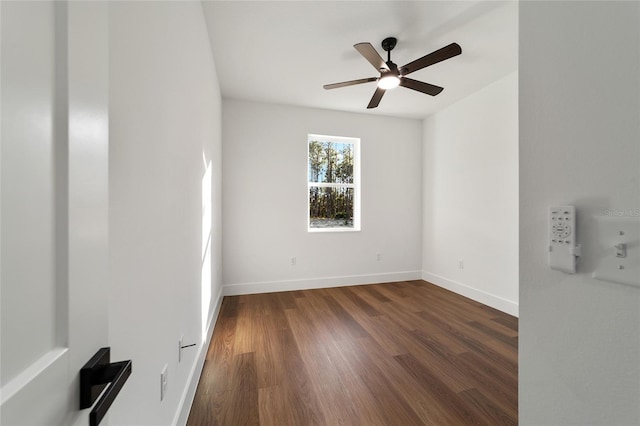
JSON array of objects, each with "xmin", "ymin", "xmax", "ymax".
[
  {"xmin": 400, "ymin": 78, "xmax": 444, "ymax": 96},
  {"xmin": 367, "ymin": 87, "xmax": 386, "ymax": 109},
  {"xmin": 323, "ymin": 77, "xmax": 377, "ymax": 90},
  {"xmin": 354, "ymin": 43, "xmax": 389, "ymax": 72},
  {"xmin": 400, "ymin": 43, "xmax": 461, "ymax": 76}
]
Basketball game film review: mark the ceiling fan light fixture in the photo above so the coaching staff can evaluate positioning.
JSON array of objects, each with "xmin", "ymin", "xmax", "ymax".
[{"xmin": 377, "ymin": 73, "xmax": 400, "ymax": 90}]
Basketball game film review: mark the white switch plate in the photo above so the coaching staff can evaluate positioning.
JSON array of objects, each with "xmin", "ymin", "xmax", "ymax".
[
  {"xmin": 592, "ymin": 215, "xmax": 640, "ymax": 287},
  {"xmin": 160, "ymin": 364, "xmax": 168, "ymax": 401}
]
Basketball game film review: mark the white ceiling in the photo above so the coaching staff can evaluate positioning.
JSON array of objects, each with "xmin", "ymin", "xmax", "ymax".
[{"xmin": 202, "ymin": 1, "xmax": 518, "ymax": 119}]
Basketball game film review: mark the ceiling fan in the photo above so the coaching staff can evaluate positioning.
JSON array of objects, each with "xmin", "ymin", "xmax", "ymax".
[{"xmin": 323, "ymin": 37, "xmax": 462, "ymax": 109}]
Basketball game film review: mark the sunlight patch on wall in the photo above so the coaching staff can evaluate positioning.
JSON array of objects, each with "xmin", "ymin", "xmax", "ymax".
[{"xmin": 201, "ymin": 159, "xmax": 212, "ymax": 341}]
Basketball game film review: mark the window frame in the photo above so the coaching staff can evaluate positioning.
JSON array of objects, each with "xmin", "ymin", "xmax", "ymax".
[{"xmin": 307, "ymin": 133, "xmax": 361, "ymax": 233}]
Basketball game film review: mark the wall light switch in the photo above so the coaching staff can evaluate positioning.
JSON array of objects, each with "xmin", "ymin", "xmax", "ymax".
[{"xmin": 593, "ymin": 215, "xmax": 640, "ymax": 287}]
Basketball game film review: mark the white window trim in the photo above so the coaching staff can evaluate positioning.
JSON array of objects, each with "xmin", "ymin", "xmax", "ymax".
[{"xmin": 307, "ymin": 134, "xmax": 361, "ymax": 233}]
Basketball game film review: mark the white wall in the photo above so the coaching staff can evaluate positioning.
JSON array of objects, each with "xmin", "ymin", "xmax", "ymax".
[
  {"xmin": 108, "ymin": 2, "xmax": 222, "ymax": 425},
  {"xmin": 520, "ymin": 1, "xmax": 640, "ymax": 424},
  {"xmin": 422, "ymin": 72, "xmax": 519, "ymax": 316},
  {"xmin": 222, "ymin": 100, "xmax": 423, "ymax": 294}
]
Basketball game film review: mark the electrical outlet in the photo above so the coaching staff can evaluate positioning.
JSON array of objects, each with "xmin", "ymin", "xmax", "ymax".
[
  {"xmin": 290, "ymin": 257, "xmax": 296, "ymax": 266},
  {"xmin": 458, "ymin": 260, "xmax": 464, "ymax": 270},
  {"xmin": 376, "ymin": 253, "xmax": 382, "ymax": 261},
  {"xmin": 160, "ymin": 364, "xmax": 168, "ymax": 401}
]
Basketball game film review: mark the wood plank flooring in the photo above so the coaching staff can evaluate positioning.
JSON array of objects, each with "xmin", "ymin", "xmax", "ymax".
[{"xmin": 187, "ymin": 280, "xmax": 518, "ymax": 425}]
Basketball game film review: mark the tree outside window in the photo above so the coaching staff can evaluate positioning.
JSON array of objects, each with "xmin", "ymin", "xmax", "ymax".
[{"xmin": 308, "ymin": 134, "xmax": 360, "ymax": 232}]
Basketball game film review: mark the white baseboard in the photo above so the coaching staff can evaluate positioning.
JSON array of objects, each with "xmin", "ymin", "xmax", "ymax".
[
  {"xmin": 223, "ymin": 271, "xmax": 423, "ymax": 296},
  {"xmin": 421, "ymin": 271, "xmax": 519, "ymax": 317},
  {"xmin": 173, "ymin": 284, "xmax": 224, "ymax": 426}
]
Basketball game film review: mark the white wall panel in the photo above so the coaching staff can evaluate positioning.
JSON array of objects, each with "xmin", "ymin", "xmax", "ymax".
[
  {"xmin": 222, "ymin": 100, "xmax": 423, "ymax": 292},
  {"xmin": 108, "ymin": 2, "xmax": 222, "ymax": 424},
  {"xmin": 422, "ymin": 72, "xmax": 519, "ymax": 315},
  {"xmin": 519, "ymin": 2, "xmax": 640, "ymax": 424}
]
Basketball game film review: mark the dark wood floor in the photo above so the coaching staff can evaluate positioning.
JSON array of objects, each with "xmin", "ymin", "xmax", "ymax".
[{"xmin": 187, "ymin": 280, "xmax": 518, "ymax": 425}]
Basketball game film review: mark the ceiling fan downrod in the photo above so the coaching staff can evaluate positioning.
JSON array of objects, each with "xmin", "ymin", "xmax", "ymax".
[{"xmin": 381, "ymin": 37, "xmax": 397, "ymax": 65}]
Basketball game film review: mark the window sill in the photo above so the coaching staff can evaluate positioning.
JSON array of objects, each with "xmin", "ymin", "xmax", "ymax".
[{"xmin": 308, "ymin": 227, "xmax": 361, "ymax": 233}]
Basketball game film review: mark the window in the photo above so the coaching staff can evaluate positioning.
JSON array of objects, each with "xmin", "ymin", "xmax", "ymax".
[{"xmin": 308, "ymin": 134, "xmax": 360, "ymax": 232}]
